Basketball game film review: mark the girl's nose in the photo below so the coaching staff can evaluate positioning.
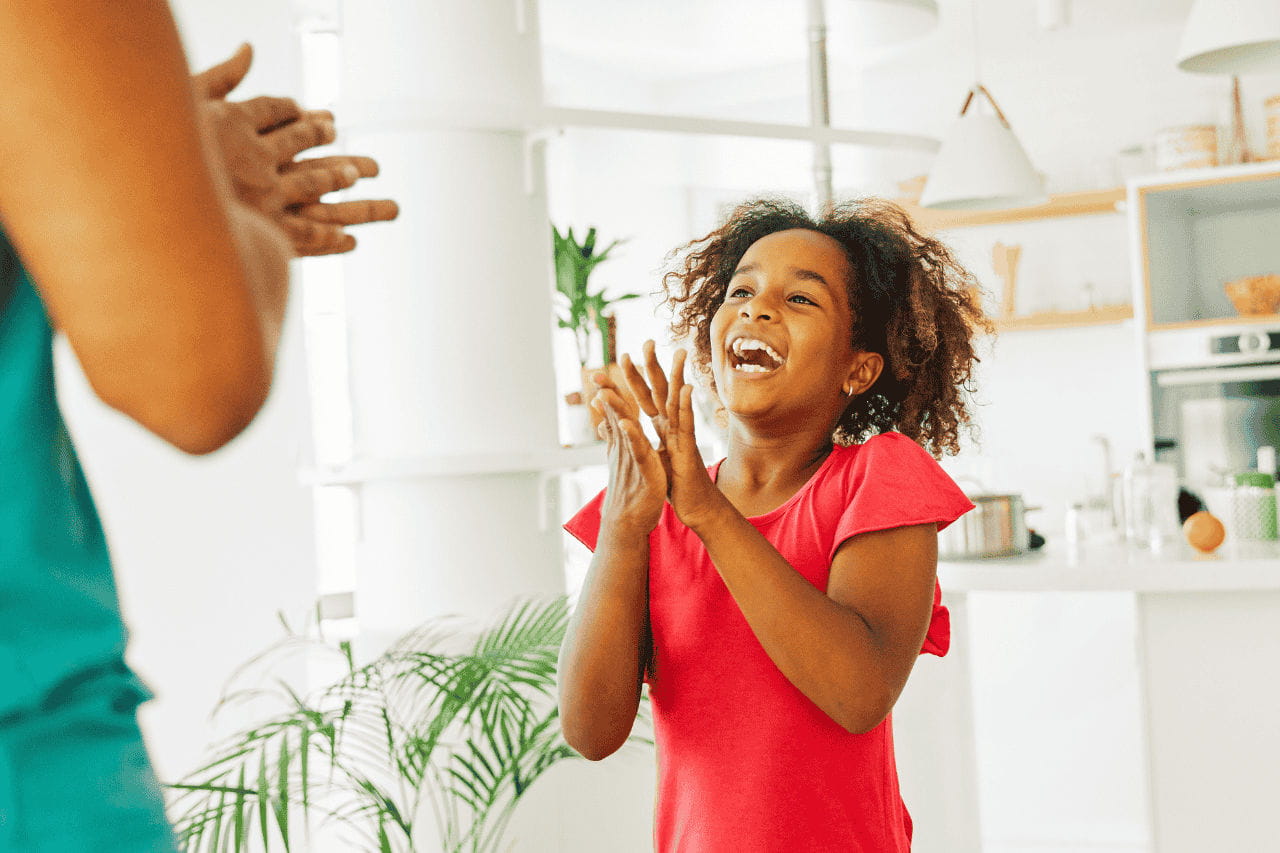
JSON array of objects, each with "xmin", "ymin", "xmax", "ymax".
[{"xmin": 741, "ymin": 293, "xmax": 775, "ymax": 321}]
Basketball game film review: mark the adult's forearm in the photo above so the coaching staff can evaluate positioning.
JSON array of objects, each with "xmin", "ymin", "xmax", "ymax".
[
  {"xmin": 558, "ymin": 523, "xmax": 651, "ymax": 760},
  {"xmin": 225, "ymin": 201, "xmax": 291, "ymax": 368},
  {"xmin": 691, "ymin": 502, "xmax": 892, "ymax": 733}
]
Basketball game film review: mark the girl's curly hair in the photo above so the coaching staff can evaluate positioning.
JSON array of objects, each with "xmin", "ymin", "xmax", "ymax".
[{"xmin": 662, "ymin": 197, "xmax": 992, "ymax": 458}]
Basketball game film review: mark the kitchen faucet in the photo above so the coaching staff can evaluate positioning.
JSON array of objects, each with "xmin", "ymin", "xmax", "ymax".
[{"xmin": 1089, "ymin": 433, "xmax": 1118, "ymax": 530}]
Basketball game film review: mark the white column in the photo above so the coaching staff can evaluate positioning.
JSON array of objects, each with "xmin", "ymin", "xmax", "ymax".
[{"xmin": 336, "ymin": 0, "xmax": 565, "ymax": 647}]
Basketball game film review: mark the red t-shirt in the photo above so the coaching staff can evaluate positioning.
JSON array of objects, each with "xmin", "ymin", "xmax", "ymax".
[{"xmin": 564, "ymin": 431, "xmax": 974, "ymax": 852}]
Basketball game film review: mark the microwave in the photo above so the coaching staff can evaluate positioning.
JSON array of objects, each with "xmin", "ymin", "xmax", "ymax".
[{"xmin": 1148, "ymin": 325, "xmax": 1280, "ymax": 491}]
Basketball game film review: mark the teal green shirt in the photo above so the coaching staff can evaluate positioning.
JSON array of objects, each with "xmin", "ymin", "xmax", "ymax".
[{"xmin": 0, "ymin": 238, "xmax": 130, "ymax": 717}]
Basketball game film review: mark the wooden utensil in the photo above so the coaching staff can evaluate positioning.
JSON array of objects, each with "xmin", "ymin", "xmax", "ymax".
[{"xmin": 992, "ymin": 242, "xmax": 1022, "ymax": 318}]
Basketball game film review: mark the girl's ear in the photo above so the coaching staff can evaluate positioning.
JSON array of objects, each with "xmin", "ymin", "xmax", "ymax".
[{"xmin": 843, "ymin": 351, "xmax": 883, "ymax": 396}]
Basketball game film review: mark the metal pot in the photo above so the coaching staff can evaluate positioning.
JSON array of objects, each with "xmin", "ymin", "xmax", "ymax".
[{"xmin": 939, "ymin": 492, "xmax": 1031, "ymax": 559}]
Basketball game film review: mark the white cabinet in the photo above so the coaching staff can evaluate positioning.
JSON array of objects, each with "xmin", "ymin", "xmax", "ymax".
[{"xmin": 1130, "ymin": 162, "xmax": 1280, "ymax": 330}]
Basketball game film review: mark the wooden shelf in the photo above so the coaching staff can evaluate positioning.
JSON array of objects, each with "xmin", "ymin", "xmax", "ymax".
[
  {"xmin": 894, "ymin": 187, "xmax": 1126, "ymax": 231},
  {"xmin": 1149, "ymin": 312, "xmax": 1280, "ymax": 331},
  {"xmin": 993, "ymin": 303, "xmax": 1134, "ymax": 331}
]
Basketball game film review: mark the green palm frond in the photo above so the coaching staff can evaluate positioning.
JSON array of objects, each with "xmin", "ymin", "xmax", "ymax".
[
  {"xmin": 167, "ymin": 596, "xmax": 639, "ymax": 853},
  {"xmin": 551, "ymin": 224, "xmax": 636, "ymax": 366}
]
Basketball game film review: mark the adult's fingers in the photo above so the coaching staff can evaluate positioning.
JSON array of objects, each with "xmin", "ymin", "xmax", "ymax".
[
  {"xmin": 281, "ymin": 215, "xmax": 355, "ymax": 256},
  {"xmin": 279, "ymin": 162, "xmax": 360, "ymax": 206},
  {"xmin": 239, "ymin": 95, "xmax": 303, "ymax": 134},
  {"xmin": 267, "ymin": 114, "xmax": 337, "ymax": 164},
  {"xmin": 294, "ymin": 199, "xmax": 401, "ymax": 226},
  {"xmin": 620, "ymin": 353, "xmax": 659, "ymax": 418},
  {"xmin": 283, "ymin": 155, "xmax": 380, "ymax": 179},
  {"xmin": 192, "ymin": 43, "xmax": 252, "ymax": 99}
]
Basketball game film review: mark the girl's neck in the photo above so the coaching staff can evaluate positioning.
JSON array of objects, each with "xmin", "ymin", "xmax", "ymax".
[{"xmin": 719, "ymin": 422, "xmax": 835, "ymax": 491}]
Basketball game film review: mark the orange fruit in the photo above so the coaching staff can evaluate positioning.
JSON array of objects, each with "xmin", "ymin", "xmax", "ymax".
[{"xmin": 1183, "ymin": 511, "xmax": 1226, "ymax": 553}]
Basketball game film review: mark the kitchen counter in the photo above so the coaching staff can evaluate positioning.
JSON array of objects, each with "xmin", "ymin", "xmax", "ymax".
[
  {"xmin": 898, "ymin": 538, "xmax": 1280, "ymax": 853},
  {"xmin": 939, "ymin": 540, "xmax": 1280, "ymax": 593}
]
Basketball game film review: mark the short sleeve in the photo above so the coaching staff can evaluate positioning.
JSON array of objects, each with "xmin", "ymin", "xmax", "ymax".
[
  {"xmin": 564, "ymin": 488, "xmax": 606, "ymax": 551},
  {"xmin": 829, "ymin": 432, "xmax": 974, "ymax": 658},
  {"xmin": 828, "ymin": 432, "xmax": 974, "ymax": 561}
]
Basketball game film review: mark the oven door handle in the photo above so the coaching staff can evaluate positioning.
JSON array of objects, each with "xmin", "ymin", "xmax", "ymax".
[{"xmin": 1155, "ymin": 364, "xmax": 1280, "ymax": 386}]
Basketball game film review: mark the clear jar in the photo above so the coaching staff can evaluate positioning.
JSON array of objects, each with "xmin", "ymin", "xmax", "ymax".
[{"xmin": 1122, "ymin": 458, "xmax": 1181, "ymax": 553}]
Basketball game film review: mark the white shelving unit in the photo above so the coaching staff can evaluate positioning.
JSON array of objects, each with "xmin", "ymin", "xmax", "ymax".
[{"xmin": 302, "ymin": 445, "xmax": 607, "ymax": 486}]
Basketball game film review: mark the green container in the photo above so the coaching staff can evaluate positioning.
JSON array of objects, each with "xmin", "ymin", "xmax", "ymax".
[{"xmin": 1232, "ymin": 472, "xmax": 1279, "ymax": 541}]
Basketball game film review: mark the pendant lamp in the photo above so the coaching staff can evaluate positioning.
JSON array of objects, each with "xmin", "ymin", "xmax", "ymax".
[
  {"xmin": 1176, "ymin": 0, "xmax": 1280, "ymax": 75},
  {"xmin": 1176, "ymin": 0, "xmax": 1280, "ymax": 164},
  {"xmin": 919, "ymin": 84, "xmax": 1047, "ymax": 211}
]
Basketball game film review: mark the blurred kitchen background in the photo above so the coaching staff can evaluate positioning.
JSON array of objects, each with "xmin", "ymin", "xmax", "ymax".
[{"xmin": 51, "ymin": 1, "xmax": 1280, "ymax": 851}]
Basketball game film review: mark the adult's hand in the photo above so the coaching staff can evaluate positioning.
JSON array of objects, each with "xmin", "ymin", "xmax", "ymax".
[{"xmin": 193, "ymin": 44, "xmax": 399, "ymax": 256}]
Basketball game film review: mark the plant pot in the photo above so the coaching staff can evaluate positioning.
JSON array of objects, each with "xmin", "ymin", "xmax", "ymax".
[{"xmin": 563, "ymin": 403, "xmax": 595, "ymax": 446}]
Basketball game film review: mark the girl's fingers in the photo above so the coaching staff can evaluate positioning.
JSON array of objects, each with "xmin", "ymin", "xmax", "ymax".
[
  {"xmin": 667, "ymin": 348, "xmax": 688, "ymax": 414},
  {"xmin": 680, "ymin": 384, "xmax": 696, "ymax": 438},
  {"xmin": 620, "ymin": 353, "xmax": 659, "ymax": 418},
  {"xmin": 592, "ymin": 397, "xmax": 613, "ymax": 445},
  {"xmin": 619, "ymin": 418, "xmax": 667, "ymax": 489},
  {"xmin": 592, "ymin": 369, "xmax": 643, "ymax": 420},
  {"xmin": 643, "ymin": 340, "xmax": 670, "ymax": 407},
  {"xmin": 595, "ymin": 393, "xmax": 627, "ymax": 450},
  {"xmin": 593, "ymin": 387, "xmax": 636, "ymax": 420},
  {"xmin": 666, "ymin": 384, "xmax": 697, "ymax": 456},
  {"xmin": 588, "ymin": 369, "xmax": 612, "ymax": 392}
]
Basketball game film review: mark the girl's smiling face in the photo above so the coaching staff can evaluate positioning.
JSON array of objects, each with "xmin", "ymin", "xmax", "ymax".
[{"xmin": 709, "ymin": 228, "xmax": 881, "ymax": 431}]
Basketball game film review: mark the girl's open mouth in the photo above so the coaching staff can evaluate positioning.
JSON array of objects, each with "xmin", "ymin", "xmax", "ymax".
[{"xmin": 729, "ymin": 337, "xmax": 785, "ymax": 374}]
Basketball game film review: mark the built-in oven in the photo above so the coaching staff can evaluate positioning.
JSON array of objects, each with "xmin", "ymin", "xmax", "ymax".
[{"xmin": 1148, "ymin": 325, "xmax": 1280, "ymax": 491}]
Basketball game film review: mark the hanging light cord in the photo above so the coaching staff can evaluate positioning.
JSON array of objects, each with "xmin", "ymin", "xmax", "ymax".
[{"xmin": 970, "ymin": 0, "xmax": 982, "ymax": 85}]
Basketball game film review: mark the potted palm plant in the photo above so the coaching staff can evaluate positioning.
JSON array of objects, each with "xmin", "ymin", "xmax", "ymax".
[
  {"xmin": 551, "ymin": 225, "xmax": 641, "ymax": 438},
  {"xmin": 552, "ymin": 224, "xmax": 638, "ymax": 368},
  {"xmin": 167, "ymin": 597, "xmax": 651, "ymax": 853}
]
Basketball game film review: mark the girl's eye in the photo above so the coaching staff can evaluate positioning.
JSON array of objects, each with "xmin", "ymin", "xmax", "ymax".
[
  {"xmin": 789, "ymin": 294, "xmax": 816, "ymax": 305},
  {"xmin": 728, "ymin": 287, "xmax": 752, "ymax": 299}
]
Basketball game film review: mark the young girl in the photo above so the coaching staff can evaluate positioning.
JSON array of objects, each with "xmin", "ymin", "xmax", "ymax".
[{"xmin": 557, "ymin": 197, "xmax": 990, "ymax": 852}]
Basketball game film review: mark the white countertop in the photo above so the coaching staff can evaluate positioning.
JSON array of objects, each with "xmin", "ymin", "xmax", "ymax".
[{"xmin": 938, "ymin": 540, "xmax": 1280, "ymax": 593}]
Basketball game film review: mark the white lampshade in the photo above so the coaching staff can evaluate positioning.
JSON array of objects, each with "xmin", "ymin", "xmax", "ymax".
[
  {"xmin": 829, "ymin": 0, "xmax": 939, "ymax": 56},
  {"xmin": 920, "ymin": 87, "xmax": 1047, "ymax": 211},
  {"xmin": 1177, "ymin": 0, "xmax": 1280, "ymax": 75}
]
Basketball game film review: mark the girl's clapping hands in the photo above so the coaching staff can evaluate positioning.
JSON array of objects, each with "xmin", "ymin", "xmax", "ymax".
[
  {"xmin": 590, "ymin": 370, "xmax": 667, "ymax": 535},
  {"xmin": 620, "ymin": 341, "xmax": 725, "ymax": 531}
]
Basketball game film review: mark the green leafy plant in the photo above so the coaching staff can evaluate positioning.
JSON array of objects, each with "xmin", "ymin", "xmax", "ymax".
[
  {"xmin": 551, "ymin": 225, "xmax": 639, "ymax": 367},
  {"xmin": 168, "ymin": 597, "xmax": 650, "ymax": 853}
]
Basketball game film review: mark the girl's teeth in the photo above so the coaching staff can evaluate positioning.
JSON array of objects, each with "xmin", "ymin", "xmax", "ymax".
[
  {"xmin": 731, "ymin": 338, "xmax": 784, "ymax": 367},
  {"xmin": 734, "ymin": 363, "xmax": 770, "ymax": 373}
]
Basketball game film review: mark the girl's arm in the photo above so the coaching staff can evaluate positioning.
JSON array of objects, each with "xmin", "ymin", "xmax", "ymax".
[
  {"xmin": 557, "ymin": 387, "xmax": 664, "ymax": 761},
  {"xmin": 0, "ymin": 0, "xmax": 291, "ymax": 454},
  {"xmin": 626, "ymin": 347, "xmax": 938, "ymax": 734},
  {"xmin": 689, "ymin": 504, "xmax": 938, "ymax": 734}
]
